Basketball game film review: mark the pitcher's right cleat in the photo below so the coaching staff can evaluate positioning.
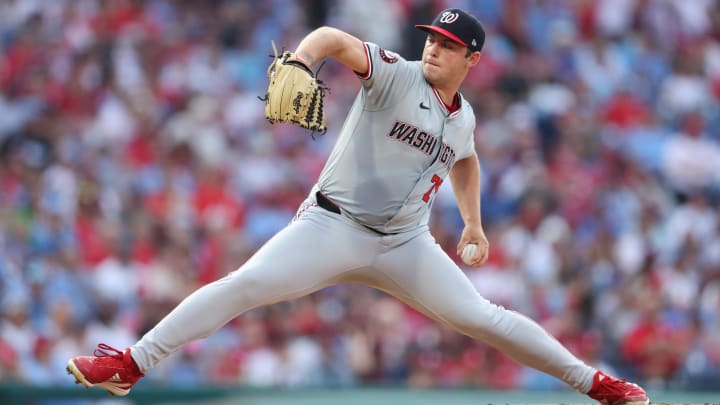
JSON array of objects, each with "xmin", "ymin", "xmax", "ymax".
[
  {"xmin": 586, "ymin": 370, "xmax": 649, "ymax": 405},
  {"xmin": 66, "ymin": 344, "xmax": 144, "ymax": 396}
]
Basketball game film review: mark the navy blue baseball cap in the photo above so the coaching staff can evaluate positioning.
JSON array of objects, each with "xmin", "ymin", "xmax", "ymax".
[{"xmin": 416, "ymin": 8, "xmax": 485, "ymax": 52}]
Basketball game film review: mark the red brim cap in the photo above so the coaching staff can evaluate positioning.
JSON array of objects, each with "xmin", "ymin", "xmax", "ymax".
[
  {"xmin": 415, "ymin": 25, "xmax": 468, "ymax": 47},
  {"xmin": 415, "ymin": 9, "xmax": 485, "ymax": 52}
]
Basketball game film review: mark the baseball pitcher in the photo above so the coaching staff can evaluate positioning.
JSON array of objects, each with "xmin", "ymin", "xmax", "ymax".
[{"xmin": 67, "ymin": 9, "xmax": 648, "ymax": 405}]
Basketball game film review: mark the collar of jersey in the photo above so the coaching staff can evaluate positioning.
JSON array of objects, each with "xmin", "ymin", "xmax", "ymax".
[{"xmin": 432, "ymin": 87, "xmax": 462, "ymax": 118}]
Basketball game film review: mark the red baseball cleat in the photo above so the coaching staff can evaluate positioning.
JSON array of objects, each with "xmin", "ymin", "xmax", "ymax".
[
  {"xmin": 66, "ymin": 344, "xmax": 144, "ymax": 396},
  {"xmin": 587, "ymin": 370, "xmax": 649, "ymax": 405}
]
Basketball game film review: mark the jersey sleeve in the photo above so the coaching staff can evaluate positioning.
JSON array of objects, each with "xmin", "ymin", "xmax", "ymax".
[
  {"xmin": 357, "ymin": 42, "xmax": 418, "ymax": 111},
  {"xmin": 456, "ymin": 103, "xmax": 477, "ymax": 161},
  {"xmin": 459, "ymin": 125, "xmax": 476, "ymax": 160}
]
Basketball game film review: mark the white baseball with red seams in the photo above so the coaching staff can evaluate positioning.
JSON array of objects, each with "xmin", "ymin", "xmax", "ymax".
[{"xmin": 461, "ymin": 243, "xmax": 477, "ymax": 265}]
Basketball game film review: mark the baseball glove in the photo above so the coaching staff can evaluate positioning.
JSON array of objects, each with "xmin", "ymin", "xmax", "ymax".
[{"xmin": 263, "ymin": 41, "xmax": 327, "ymax": 133}]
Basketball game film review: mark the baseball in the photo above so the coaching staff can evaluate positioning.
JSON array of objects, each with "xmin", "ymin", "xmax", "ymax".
[{"xmin": 461, "ymin": 244, "xmax": 477, "ymax": 265}]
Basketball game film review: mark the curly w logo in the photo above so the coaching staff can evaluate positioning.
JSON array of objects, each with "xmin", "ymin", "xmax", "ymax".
[{"xmin": 439, "ymin": 12, "xmax": 459, "ymax": 24}]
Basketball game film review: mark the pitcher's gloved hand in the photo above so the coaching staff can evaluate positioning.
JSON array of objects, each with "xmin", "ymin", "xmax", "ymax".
[{"xmin": 263, "ymin": 41, "xmax": 327, "ymax": 133}]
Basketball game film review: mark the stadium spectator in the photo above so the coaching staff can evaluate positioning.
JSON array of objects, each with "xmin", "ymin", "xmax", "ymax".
[{"xmin": 1, "ymin": 0, "xmax": 719, "ymax": 391}]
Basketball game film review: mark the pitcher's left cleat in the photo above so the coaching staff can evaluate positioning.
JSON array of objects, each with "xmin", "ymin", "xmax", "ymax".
[
  {"xmin": 66, "ymin": 343, "xmax": 144, "ymax": 396},
  {"xmin": 586, "ymin": 370, "xmax": 649, "ymax": 405}
]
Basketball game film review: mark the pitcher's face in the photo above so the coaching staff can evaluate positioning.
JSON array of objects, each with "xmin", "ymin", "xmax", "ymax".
[{"xmin": 421, "ymin": 32, "xmax": 475, "ymax": 86}]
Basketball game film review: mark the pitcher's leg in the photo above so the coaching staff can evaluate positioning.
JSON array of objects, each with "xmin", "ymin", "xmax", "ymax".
[
  {"xmin": 131, "ymin": 207, "xmax": 373, "ymax": 372},
  {"xmin": 375, "ymin": 232, "xmax": 595, "ymax": 393}
]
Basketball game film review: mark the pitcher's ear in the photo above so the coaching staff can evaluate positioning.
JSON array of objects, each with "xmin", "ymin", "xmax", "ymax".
[{"xmin": 467, "ymin": 51, "xmax": 481, "ymax": 67}]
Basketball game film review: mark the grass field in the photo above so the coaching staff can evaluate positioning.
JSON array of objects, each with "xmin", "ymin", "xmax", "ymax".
[
  {"xmin": 201, "ymin": 387, "xmax": 718, "ymax": 405},
  {"xmin": 3, "ymin": 385, "xmax": 717, "ymax": 405}
]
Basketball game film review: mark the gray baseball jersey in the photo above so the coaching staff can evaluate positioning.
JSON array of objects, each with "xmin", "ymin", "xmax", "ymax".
[
  {"xmin": 317, "ymin": 42, "xmax": 476, "ymax": 234},
  {"xmin": 130, "ymin": 42, "xmax": 595, "ymax": 393}
]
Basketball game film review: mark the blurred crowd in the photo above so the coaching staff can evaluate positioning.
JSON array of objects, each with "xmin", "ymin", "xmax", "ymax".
[{"xmin": 2, "ymin": 0, "xmax": 720, "ymax": 393}]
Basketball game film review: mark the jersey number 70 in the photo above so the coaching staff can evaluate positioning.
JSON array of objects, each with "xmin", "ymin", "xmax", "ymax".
[{"xmin": 422, "ymin": 174, "xmax": 443, "ymax": 203}]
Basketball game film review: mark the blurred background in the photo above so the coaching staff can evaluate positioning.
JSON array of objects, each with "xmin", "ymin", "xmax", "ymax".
[{"xmin": 1, "ymin": 0, "xmax": 720, "ymax": 403}]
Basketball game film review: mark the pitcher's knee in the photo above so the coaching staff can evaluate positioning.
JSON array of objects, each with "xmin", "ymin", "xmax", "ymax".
[
  {"xmin": 442, "ymin": 298, "xmax": 508, "ymax": 339},
  {"xmin": 220, "ymin": 268, "xmax": 273, "ymax": 308}
]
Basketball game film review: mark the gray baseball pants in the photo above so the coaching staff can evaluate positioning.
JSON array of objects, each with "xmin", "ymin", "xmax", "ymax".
[{"xmin": 131, "ymin": 201, "xmax": 595, "ymax": 392}]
